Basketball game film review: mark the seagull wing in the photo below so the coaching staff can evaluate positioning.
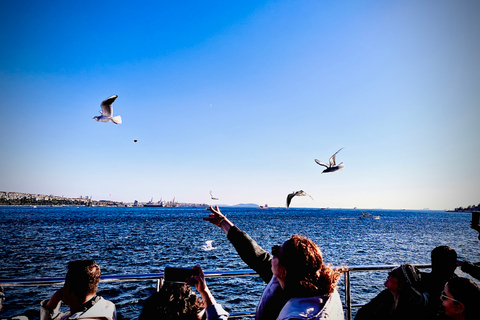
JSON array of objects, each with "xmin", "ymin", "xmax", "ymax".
[
  {"xmin": 329, "ymin": 148, "xmax": 344, "ymax": 166},
  {"xmin": 315, "ymin": 159, "xmax": 329, "ymax": 168},
  {"xmin": 210, "ymin": 191, "xmax": 218, "ymax": 200},
  {"xmin": 100, "ymin": 95, "xmax": 118, "ymax": 117},
  {"xmin": 286, "ymin": 192, "xmax": 296, "ymax": 209}
]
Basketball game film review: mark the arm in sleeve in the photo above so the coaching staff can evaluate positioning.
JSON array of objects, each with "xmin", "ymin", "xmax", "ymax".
[
  {"xmin": 227, "ymin": 226, "xmax": 273, "ymax": 283},
  {"xmin": 461, "ymin": 260, "xmax": 480, "ymax": 281},
  {"xmin": 40, "ymin": 299, "xmax": 63, "ymax": 320},
  {"xmin": 205, "ymin": 303, "xmax": 229, "ymax": 320}
]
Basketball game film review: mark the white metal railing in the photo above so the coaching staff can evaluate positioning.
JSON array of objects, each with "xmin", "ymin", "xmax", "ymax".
[{"xmin": 0, "ymin": 265, "xmax": 432, "ymax": 320}]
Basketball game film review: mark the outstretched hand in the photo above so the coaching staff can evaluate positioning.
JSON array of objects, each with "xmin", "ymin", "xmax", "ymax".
[
  {"xmin": 204, "ymin": 206, "xmax": 226, "ymax": 226},
  {"xmin": 204, "ymin": 206, "xmax": 234, "ymax": 234}
]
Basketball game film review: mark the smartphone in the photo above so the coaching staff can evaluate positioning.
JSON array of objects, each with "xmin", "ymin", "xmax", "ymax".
[
  {"xmin": 472, "ymin": 212, "xmax": 480, "ymax": 227},
  {"xmin": 164, "ymin": 267, "xmax": 199, "ymax": 283}
]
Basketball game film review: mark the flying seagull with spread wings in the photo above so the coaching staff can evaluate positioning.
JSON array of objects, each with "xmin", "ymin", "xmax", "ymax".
[
  {"xmin": 210, "ymin": 191, "xmax": 219, "ymax": 200},
  {"xmin": 93, "ymin": 95, "xmax": 122, "ymax": 124},
  {"xmin": 202, "ymin": 240, "xmax": 216, "ymax": 251},
  {"xmin": 315, "ymin": 148, "xmax": 345, "ymax": 173},
  {"xmin": 286, "ymin": 190, "xmax": 314, "ymax": 209}
]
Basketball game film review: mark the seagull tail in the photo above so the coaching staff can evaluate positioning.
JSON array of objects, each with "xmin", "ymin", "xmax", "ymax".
[{"xmin": 112, "ymin": 115, "xmax": 122, "ymax": 124}]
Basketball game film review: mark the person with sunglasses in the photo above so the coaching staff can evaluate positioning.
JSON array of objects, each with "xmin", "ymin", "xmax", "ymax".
[
  {"xmin": 204, "ymin": 206, "xmax": 344, "ymax": 320},
  {"xmin": 440, "ymin": 277, "xmax": 480, "ymax": 320}
]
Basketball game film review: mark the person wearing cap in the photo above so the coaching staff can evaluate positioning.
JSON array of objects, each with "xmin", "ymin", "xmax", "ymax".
[{"xmin": 354, "ymin": 264, "xmax": 425, "ymax": 320}]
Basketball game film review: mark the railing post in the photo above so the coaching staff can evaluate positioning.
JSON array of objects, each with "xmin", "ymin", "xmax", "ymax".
[
  {"xmin": 344, "ymin": 270, "xmax": 351, "ymax": 320},
  {"xmin": 156, "ymin": 278, "xmax": 164, "ymax": 292}
]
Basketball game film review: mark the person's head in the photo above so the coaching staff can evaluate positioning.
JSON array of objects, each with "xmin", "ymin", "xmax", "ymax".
[
  {"xmin": 139, "ymin": 282, "xmax": 205, "ymax": 320},
  {"xmin": 64, "ymin": 259, "xmax": 101, "ymax": 302},
  {"xmin": 271, "ymin": 234, "xmax": 342, "ymax": 297},
  {"xmin": 385, "ymin": 264, "xmax": 421, "ymax": 294},
  {"xmin": 441, "ymin": 277, "xmax": 480, "ymax": 320},
  {"xmin": 431, "ymin": 246, "xmax": 457, "ymax": 278}
]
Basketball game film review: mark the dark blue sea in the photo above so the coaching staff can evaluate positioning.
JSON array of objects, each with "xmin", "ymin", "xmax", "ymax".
[{"xmin": 0, "ymin": 206, "xmax": 478, "ymax": 319}]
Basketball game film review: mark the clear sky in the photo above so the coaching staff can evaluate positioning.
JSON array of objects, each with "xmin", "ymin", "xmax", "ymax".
[{"xmin": 1, "ymin": 0, "xmax": 479, "ymax": 210}]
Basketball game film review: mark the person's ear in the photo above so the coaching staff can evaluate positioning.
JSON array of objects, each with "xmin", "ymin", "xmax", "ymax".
[{"xmin": 455, "ymin": 302, "xmax": 465, "ymax": 315}]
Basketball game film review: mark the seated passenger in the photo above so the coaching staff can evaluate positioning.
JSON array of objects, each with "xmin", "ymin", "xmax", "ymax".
[
  {"xmin": 420, "ymin": 246, "xmax": 458, "ymax": 319},
  {"xmin": 354, "ymin": 264, "xmax": 425, "ymax": 320},
  {"xmin": 441, "ymin": 277, "xmax": 480, "ymax": 320},
  {"xmin": 40, "ymin": 259, "xmax": 116, "ymax": 320},
  {"xmin": 205, "ymin": 206, "xmax": 345, "ymax": 320},
  {"xmin": 139, "ymin": 266, "xmax": 228, "ymax": 320}
]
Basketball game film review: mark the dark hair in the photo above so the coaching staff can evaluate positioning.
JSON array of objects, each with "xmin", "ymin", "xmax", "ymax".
[
  {"xmin": 431, "ymin": 246, "xmax": 457, "ymax": 276},
  {"xmin": 447, "ymin": 277, "xmax": 480, "ymax": 320},
  {"xmin": 65, "ymin": 259, "xmax": 101, "ymax": 301},
  {"xmin": 388, "ymin": 264, "xmax": 421, "ymax": 289},
  {"xmin": 281, "ymin": 235, "xmax": 343, "ymax": 297},
  {"xmin": 139, "ymin": 282, "xmax": 205, "ymax": 320}
]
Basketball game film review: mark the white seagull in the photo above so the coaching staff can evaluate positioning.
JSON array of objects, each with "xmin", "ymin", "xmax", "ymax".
[
  {"xmin": 202, "ymin": 240, "xmax": 216, "ymax": 251},
  {"xmin": 93, "ymin": 95, "xmax": 122, "ymax": 124},
  {"xmin": 286, "ymin": 190, "xmax": 314, "ymax": 209},
  {"xmin": 210, "ymin": 191, "xmax": 219, "ymax": 200},
  {"xmin": 315, "ymin": 148, "xmax": 345, "ymax": 173}
]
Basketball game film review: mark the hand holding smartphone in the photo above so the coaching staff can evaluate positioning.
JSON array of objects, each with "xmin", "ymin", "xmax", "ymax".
[{"xmin": 164, "ymin": 267, "xmax": 199, "ymax": 284}]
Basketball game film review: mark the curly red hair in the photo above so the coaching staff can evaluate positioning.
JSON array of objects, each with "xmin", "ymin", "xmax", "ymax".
[{"xmin": 281, "ymin": 235, "xmax": 344, "ymax": 297}]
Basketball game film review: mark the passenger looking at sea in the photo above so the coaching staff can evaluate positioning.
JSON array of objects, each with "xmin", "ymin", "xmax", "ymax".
[
  {"xmin": 440, "ymin": 277, "xmax": 480, "ymax": 320},
  {"xmin": 204, "ymin": 205, "xmax": 345, "ymax": 320},
  {"xmin": 354, "ymin": 264, "xmax": 425, "ymax": 320},
  {"xmin": 40, "ymin": 259, "xmax": 116, "ymax": 320},
  {"xmin": 419, "ymin": 246, "xmax": 459, "ymax": 320},
  {"xmin": 139, "ymin": 266, "xmax": 228, "ymax": 320}
]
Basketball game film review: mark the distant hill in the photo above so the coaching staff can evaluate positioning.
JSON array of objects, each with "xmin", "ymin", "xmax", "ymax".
[{"xmin": 231, "ymin": 203, "xmax": 260, "ymax": 208}]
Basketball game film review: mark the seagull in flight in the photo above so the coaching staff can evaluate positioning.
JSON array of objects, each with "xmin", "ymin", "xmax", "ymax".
[
  {"xmin": 210, "ymin": 191, "xmax": 219, "ymax": 200},
  {"xmin": 286, "ymin": 190, "xmax": 314, "ymax": 209},
  {"xmin": 315, "ymin": 148, "xmax": 345, "ymax": 173},
  {"xmin": 93, "ymin": 95, "xmax": 122, "ymax": 124},
  {"xmin": 202, "ymin": 240, "xmax": 216, "ymax": 251}
]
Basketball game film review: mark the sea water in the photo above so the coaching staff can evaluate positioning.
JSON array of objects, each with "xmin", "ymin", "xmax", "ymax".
[{"xmin": 0, "ymin": 206, "xmax": 478, "ymax": 319}]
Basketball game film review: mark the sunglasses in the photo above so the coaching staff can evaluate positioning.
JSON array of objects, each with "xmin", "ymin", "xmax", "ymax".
[{"xmin": 441, "ymin": 291, "xmax": 461, "ymax": 304}]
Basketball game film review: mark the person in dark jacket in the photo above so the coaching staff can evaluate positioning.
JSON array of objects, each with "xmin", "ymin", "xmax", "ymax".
[{"xmin": 354, "ymin": 264, "xmax": 424, "ymax": 320}]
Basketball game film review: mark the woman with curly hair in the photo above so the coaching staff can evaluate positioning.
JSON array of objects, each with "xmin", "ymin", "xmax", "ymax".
[
  {"xmin": 139, "ymin": 266, "xmax": 228, "ymax": 320},
  {"xmin": 205, "ymin": 206, "xmax": 344, "ymax": 320},
  {"xmin": 270, "ymin": 235, "xmax": 344, "ymax": 320}
]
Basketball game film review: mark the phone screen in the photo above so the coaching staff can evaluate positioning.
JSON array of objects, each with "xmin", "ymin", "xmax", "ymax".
[{"xmin": 164, "ymin": 267, "xmax": 198, "ymax": 283}]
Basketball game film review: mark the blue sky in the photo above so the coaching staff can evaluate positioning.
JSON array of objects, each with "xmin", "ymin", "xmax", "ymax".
[{"xmin": 1, "ymin": 0, "xmax": 479, "ymax": 209}]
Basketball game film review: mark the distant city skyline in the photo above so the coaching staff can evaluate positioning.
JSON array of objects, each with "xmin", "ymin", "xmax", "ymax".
[{"xmin": 1, "ymin": 1, "xmax": 479, "ymax": 210}]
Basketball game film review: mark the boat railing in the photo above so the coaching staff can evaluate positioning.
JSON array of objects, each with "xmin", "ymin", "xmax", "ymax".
[{"xmin": 0, "ymin": 264, "xmax": 432, "ymax": 320}]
